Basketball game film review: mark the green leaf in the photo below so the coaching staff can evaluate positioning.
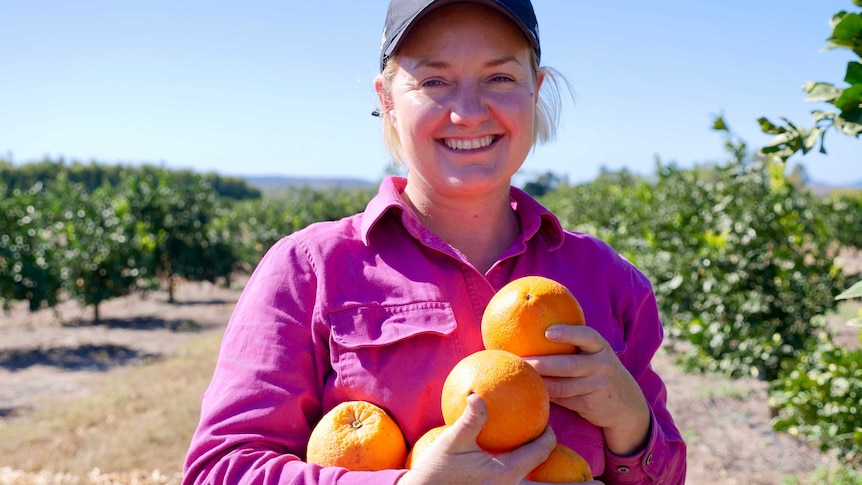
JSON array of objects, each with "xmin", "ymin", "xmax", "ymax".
[
  {"xmin": 712, "ymin": 115, "xmax": 728, "ymax": 132},
  {"xmin": 771, "ymin": 417, "xmax": 798, "ymax": 433},
  {"xmin": 833, "ymin": 84, "xmax": 862, "ymax": 113},
  {"xmin": 804, "ymin": 82, "xmax": 843, "ymax": 103},
  {"xmin": 757, "ymin": 117, "xmax": 786, "ymax": 135},
  {"xmin": 828, "ymin": 12, "xmax": 862, "ymax": 56},
  {"xmin": 845, "ymin": 61, "xmax": 862, "ymax": 85},
  {"xmin": 801, "ymin": 128, "xmax": 822, "ymax": 154},
  {"xmin": 834, "ymin": 116, "xmax": 862, "ymax": 135},
  {"xmin": 836, "ymin": 280, "xmax": 862, "ymax": 300},
  {"xmin": 828, "ymin": 11, "xmax": 848, "ymax": 31},
  {"xmin": 758, "ymin": 129, "xmax": 803, "ymax": 162},
  {"xmin": 760, "ymin": 134, "xmax": 790, "ymax": 152}
]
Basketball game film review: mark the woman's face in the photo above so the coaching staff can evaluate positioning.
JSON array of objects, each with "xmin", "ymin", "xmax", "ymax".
[{"xmin": 378, "ymin": 3, "xmax": 543, "ymax": 198}]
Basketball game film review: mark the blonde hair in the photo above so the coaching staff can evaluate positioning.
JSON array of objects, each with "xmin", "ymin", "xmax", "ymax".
[{"xmin": 377, "ymin": 53, "xmax": 570, "ymax": 165}]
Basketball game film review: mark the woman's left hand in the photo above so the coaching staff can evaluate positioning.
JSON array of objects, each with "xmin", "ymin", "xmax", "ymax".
[{"xmin": 524, "ymin": 325, "xmax": 651, "ymax": 456}]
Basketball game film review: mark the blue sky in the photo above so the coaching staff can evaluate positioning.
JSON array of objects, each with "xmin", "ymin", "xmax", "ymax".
[{"xmin": 2, "ymin": 1, "xmax": 860, "ymax": 186}]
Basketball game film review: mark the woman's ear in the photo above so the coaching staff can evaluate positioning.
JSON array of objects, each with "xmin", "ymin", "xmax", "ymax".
[
  {"xmin": 534, "ymin": 70, "xmax": 545, "ymax": 107},
  {"xmin": 374, "ymin": 75, "xmax": 395, "ymax": 126}
]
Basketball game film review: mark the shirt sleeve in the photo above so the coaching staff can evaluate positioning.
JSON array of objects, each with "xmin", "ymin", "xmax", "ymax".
[
  {"xmin": 601, "ymin": 263, "xmax": 687, "ymax": 484},
  {"xmin": 603, "ymin": 391, "xmax": 686, "ymax": 483},
  {"xmin": 182, "ymin": 236, "xmax": 408, "ymax": 485}
]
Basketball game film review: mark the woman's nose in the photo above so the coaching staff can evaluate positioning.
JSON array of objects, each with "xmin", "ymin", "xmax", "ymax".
[{"xmin": 449, "ymin": 84, "xmax": 488, "ymax": 126}]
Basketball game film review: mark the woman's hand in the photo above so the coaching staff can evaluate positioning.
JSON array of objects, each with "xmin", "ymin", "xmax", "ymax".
[
  {"xmin": 524, "ymin": 325, "xmax": 651, "ymax": 457},
  {"xmin": 398, "ymin": 393, "xmax": 562, "ymax": 485}
]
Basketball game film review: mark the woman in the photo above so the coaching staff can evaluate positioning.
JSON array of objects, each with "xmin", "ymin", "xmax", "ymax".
[{"xmin": 183, "ymin": 1, "xmax": 687, "ymax": 483}]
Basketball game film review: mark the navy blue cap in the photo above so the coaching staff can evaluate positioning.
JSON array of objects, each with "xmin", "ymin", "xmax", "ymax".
[{"xmin": 379, "ymin": 0, "xmax": 540, "ymax": 72}]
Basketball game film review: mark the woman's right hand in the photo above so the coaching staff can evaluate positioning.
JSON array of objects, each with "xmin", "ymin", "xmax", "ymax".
[{"xmin": 397, "ymin": 394, "xmax": 604, "ymax": 485}]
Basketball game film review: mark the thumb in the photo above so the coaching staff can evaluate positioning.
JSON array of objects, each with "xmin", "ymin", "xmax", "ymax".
[{"xmin": 445, "ymin": 393, "xmax": 487, "ymax": 452}]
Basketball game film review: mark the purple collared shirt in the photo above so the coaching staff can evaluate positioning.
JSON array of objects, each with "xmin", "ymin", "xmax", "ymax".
[{"xmin": 183, "ymin": 176, "xmax": 686, "ymax": 484}]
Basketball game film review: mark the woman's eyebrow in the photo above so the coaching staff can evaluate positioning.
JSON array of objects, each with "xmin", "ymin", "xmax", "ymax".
[
  {"xmin": 413, "ymin": 55, "xmax": 523, "ymax": 70},
  {"xmin": 485, "ymin": 55, "xmax": 522, "ymax": 68}
]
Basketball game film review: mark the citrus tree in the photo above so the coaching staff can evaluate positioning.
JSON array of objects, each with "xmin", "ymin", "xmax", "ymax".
[
  {"xmin": 122, "ymin": 168, "xmax": 235, "ymax": 302},
  {"xmin": 55, "ymin": 176, "xmax": 147, "ymax": 322},
  {"xmin": 645, "ymin": 153, "xmax": 844, "ymax": 381},
  {"xmin": 0, "ymin": 180, "xmax": 63, "ymax": 311}
]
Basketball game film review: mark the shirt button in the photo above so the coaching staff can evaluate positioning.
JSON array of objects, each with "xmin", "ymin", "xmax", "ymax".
[
  {"xmin": 616, "ymin": 465, "xmax": 629, "ymax": 473},
  {"xmin": 646, "ymin": 453, "xmax": 653, "ymax": 465}
]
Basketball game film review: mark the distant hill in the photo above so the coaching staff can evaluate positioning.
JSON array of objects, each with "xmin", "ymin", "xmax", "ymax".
[
  {"xmin": 241, "ymin": 175, "xmax": 377, "ymax": 192},
  {"xmin": 807, "ymin": 179, "xmax": 862, "ymax": 196}
]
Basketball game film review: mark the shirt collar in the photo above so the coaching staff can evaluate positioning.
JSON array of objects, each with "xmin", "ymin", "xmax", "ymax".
[
  {"xmin": 361, "ymin": 176, "xmax": 565, "ymax": 250},
  {"xmin": 509, "ymin": 184, "xmax": 566, "ymax": 250},
  {"xmin": 360, "ymin": 176, "xmax": 409, "ymax": 246}
]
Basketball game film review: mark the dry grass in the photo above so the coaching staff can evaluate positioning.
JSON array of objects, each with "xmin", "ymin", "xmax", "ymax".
[{"xmin": 0, "ymin": 331, "xmax": 221, "ymax": 480}]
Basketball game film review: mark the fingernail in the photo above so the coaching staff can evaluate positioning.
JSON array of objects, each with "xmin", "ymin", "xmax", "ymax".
[{"xmin": 545, "ymin": 326, "xmax": 562, "ymax": 340}]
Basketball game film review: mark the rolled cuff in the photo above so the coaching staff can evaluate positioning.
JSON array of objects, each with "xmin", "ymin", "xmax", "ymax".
[{"xmin": 602, "ymin": 406, "xmax": 686, "ymax": 484}]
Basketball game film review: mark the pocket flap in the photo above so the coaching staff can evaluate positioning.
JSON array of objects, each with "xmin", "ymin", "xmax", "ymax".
[{"xmin": 329, "ymin": 301, "xmax": 457, "ymax": 348}]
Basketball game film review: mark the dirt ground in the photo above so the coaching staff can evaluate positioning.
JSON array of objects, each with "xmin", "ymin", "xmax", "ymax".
[{"xmin": 0, "ymin": 276, "xmax": 858, "ymax": 484}]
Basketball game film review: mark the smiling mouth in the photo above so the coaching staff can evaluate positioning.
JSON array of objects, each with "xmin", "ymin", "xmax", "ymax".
[{"xmin": 442, "ymin": 135, "xmax": 498, "ymax": 151}]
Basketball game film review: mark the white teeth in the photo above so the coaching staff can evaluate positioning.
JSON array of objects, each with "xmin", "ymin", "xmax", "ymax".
[{"xmin": 444, "ymin": 135, "xmax": 495, "ymax": 150}]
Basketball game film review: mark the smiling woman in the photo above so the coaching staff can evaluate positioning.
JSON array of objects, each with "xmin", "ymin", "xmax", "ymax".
[{"xmin": 182, "ymin": 1, "xmax": 687, "ymax": 484}]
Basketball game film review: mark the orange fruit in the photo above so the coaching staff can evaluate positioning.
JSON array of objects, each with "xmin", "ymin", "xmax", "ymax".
[
  {"xmin": 404, "ymin": 425, "xmax": 447, "ymax": 469},
  {"xmin": 440, "ymin": 349, "xmax": 549, "ymax": 453},
  {"xmin": 482, "ymin": 276, "xmax": 585, "ymax": 356},
  {"xmin": 306, "ymin": 400, "xmax": 407, "ymax": 471},
  {"xmin": 527, "ymin": 443, "xmax": 593, "ymax": 482}
]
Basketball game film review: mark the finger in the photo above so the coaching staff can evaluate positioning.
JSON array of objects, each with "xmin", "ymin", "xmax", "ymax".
[
  {"xmin": 525, "ymin": 353, "xmax": 593, "ymax": 378},
  {"xmin": 521, "ymin": 423, "xmax": 556, "ymax": 458},
  {"xmin": 545, "ymin": 324, "xmax": 608, "ymax": 354},
  {"xmin": 504, "ymin": 425, "xmax": 557, "ymax": 479},
  {"xmin": 442, "ymin": 393, "xmax": 488, "ymax": 453},
  {"xmin": 544, "ymin": 373, "xmax": 605, "ymax": 400}
]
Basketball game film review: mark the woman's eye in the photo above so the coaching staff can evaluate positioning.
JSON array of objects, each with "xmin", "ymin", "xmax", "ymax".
[
  {"xmin": 490, "ymin": 75, "xmax": 516, "ymax": 83},
  {"xmin": 421, "ymin": 79, "xmax": 446, "ymax": 88}
]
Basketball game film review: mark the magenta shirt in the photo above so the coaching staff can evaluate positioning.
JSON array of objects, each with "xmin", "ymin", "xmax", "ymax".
[{"xmin": 183, "ymin": 176, "xmax": 686, "ymax": 484}]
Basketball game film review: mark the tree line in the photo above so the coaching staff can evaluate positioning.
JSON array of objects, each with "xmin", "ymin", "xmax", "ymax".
[
  {"xmin": 0, "ymin": 158, "xmax": 262, "ymax": 200},
  {"xmin": 0, "ymin": 158, "xmax": 372, "ymax": 319}
]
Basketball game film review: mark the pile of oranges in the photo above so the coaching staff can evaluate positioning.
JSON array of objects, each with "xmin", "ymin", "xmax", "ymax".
[{"xmin": 305, "ymin": 276, "xmax": 593, "ymax": 482}]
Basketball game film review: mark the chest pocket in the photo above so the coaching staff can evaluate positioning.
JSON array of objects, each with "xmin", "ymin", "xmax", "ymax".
[{"xmin": 327, "ymin": 302, "xmax": 462, "ymax": 401}]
